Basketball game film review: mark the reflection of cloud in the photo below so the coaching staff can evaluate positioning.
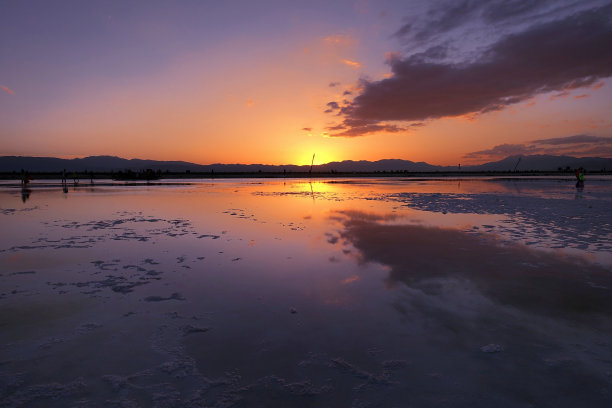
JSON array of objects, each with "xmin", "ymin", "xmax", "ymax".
[
  {"xmin": 465, "ymin": 134, "xmax": 612, "ymax": 160},
  {"xmin": 331, "ymin": 4, "xmax": 612, "ymax": 136},
  {"xmin": 332, "ymin": 210, "xmax": 612, "ymax": 320},
  {"xmin": 302, "ymin": 127, "xmax": 312, "ymax": 132},
  {"xmin": 1, "ymin": 85, "xmax": 15, "ymax": 95}
]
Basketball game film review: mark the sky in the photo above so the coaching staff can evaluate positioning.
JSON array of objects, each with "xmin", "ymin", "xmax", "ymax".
[{"xmin": 1, "ymin": 0, "xmax": 611, "ymax": 166}]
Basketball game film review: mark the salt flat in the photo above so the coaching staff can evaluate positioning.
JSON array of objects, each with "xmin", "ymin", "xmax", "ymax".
[{"xmin": 1, "ymin": 177, "xmax": 611, "ymax": 407}]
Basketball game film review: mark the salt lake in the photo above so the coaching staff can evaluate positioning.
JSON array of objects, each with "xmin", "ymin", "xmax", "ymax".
[{"xmin": 1, "ymin": 177, "xmax": 612, "ymax": 407}]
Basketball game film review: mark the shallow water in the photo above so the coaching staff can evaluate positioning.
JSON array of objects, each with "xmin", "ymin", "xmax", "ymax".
[{"xmin": 1, "ymin": 177, "xmax": 612, "ymax": 407}]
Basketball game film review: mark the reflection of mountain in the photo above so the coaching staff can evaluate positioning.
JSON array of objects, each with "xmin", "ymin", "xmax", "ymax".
[
  {"xmin": 1, "ymin": 154, "xmax": 611, "ymax": 173},
  {"xmin": 332, "ymin": 210, "xmax": 612, "ymax": 320}
]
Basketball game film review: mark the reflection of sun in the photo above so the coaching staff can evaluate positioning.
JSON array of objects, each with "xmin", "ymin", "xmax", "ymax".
[{"xmin": 294, "ymin": 180, "xmax": 339, "ymax": 194}]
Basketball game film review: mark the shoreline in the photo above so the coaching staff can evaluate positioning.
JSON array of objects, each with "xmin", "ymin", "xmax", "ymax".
[{"xmin": 2, "ymin": 170, "xmax": 612, "ymax": 182}]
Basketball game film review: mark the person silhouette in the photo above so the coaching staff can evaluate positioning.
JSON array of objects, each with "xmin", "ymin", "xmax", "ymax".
[{"xmin": 575, "ymin": 167, "xmax": 585, "ymax": 189}]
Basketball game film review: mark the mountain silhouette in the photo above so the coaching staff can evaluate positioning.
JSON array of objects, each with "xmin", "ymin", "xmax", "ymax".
[{"xmin": 1, "ymin": 154, "xmax": 611, "ymax": 173}]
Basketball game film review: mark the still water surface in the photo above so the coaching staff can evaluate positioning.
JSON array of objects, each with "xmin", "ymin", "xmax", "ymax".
[{"xmin": 1, "ymin": 178, "xmax": 612, "ymax": 407}]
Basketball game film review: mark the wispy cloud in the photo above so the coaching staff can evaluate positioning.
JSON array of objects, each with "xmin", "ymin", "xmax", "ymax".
[
  {"xmin": 342, "ymin": 59, "xmax": 361, "ymax": 68},
  {"xmin": 1, "ymin": 85, "xmax": 15, "ymax": 95},
  {"xmin": 326, "ymin": 119, "xmax": 423, "ymax": 138},
  {"xmin": 324, "ymin": 34, "xmax": 356, "ymax": 47},
  {"xmin": 463, "ymin": 143, "xmax": 540, "ymax": 160},
  {"xmin": 532, "ymin": 134, "xmax": 612, "ymax": 145}
]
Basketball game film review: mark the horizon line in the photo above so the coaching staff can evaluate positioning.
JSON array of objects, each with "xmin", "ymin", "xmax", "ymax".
[{"xmin": 3, "ymin": 153, "xmax": 612, "ymax": 169}]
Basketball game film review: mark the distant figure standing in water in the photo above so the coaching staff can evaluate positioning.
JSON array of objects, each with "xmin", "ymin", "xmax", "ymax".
[
  {"xmin": 21, "ymin": 170, "xmax": 31, "ymax": 186},
  {"xmin": 575, "ymin": 167, "xmax": 585, "ymax": 188},
  {"xmin": 62, "ymin": 169, "xmax": 67, "ymax": 185}
]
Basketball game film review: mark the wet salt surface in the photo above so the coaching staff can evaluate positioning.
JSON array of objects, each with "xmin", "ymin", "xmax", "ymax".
[{"xmin": 1, "ymin": 177, "xmax": 612, "ymax": 407}]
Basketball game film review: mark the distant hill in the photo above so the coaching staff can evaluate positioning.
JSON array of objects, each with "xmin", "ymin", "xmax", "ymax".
[{"xmin": 1, "ymin": 154, "xmax": 611, "ymax": 173}]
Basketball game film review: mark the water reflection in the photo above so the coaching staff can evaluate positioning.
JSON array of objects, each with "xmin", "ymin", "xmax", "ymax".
[
  {"xmin": 2, "ymin": 178, "xmax": 612, "ymax": 407},
  {"xmin": 20, "ymin": 187, "xmax": 31, "ymax": 203},
  {"xmin": 331, "ymin": 209, "xmax": 612, "ymax": 321}
]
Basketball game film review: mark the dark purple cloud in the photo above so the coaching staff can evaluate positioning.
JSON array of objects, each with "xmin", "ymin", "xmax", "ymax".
[
  {"xmin": 532, "ymin": 134, "xmax": 612, "ymax": 145},
  {"xmin": 394, "ymin": 0, "xmax": 483, "ymax": 42},
  {"xmin": 394, "ymin": 0, "xmax": 600, "ymax": 46},
  {"xmin": 465, "ymin": 134, "xmax": 612, "ymax": 160},
  {"xmin": 324, "ymin": 101, "xmax": 340, "ymax": 114},
  {"xmin": 463, "ymin": 143, "xmax": 540, "ymax": 159},
  {"xmin": 326, "ymin": 119, "xmax": 423, "ymax": 138},
  {"xmin": 331, "ymin": 4, "xmax": 612, "ymax": 137},
  {"xmin": 328, "ymin": 82, "xmax": 340, "ymax": 87}
]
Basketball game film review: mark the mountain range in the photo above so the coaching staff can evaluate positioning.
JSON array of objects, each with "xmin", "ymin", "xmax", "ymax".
[{"xmin": 1, "ymin": 155, "xmax": 611, "ymax": 173}]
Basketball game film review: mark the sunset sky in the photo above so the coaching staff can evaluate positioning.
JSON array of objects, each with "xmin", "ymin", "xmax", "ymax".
[{"xmin": 1, "ymin": 0, "xmax": 611, "ymax": 165}]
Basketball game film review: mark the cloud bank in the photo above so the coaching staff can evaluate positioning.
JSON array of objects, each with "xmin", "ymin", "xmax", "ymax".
[
  {"xmin": 464, "ymin": 134, "xmax": 612, "ymax": 160},
  {"xmin": 327, "ymin": 3, "xmax": 612, "ymax": 137}
]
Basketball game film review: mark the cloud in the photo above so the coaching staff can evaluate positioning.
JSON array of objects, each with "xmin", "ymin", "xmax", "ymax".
[
  {"xmin": 342, "ymin": 59, "xmax": 361, "ymax": 68},
  {"xmin": 326, "ymin": 119, "xmax": 424, "ymax": 138},
  {"xmin": 465, "ymin": 134, "xmax": 612, "ymax": 160},
  {"xmin": 324, "ymin": 101, "xmax": 340, "ymax": 113},
  {"xmin": 324, "ymin": 34, "xmax": 356, "ymax": 46},
  {"xmin": 329, "ymin": 82, "xmax": 340, "ymax": 87},
  {"xmin": 549, "ymin": 92, "xmax": 570, "ymax": 101},
  {"xmin": 394, "ymin": 0, "xmax": 602, "ymax": 48},
  {"xmin": 331, "ymin": 4, "xmax": 612, "ymax": 137},
  {"xmin": 532, "ymin": 134, "xmax": 612, "ymax": 145},
  {"xmin": 302, "ymin": 127, "xmax": 312, "ymax": 132},
  {"xmin": 463, "ymin": 143, "xmax": 540, "ymax": 159},
  {"xmin": 1, "ymin": 85, "xmax": 15, "ymax": 95},
  {"xmin": 394, "ymin": 0, "xmax": 482, "ymax": 42},
  {"xmin": 246, "ymin": 98, "xmax": 254, "ymax": 107}
]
